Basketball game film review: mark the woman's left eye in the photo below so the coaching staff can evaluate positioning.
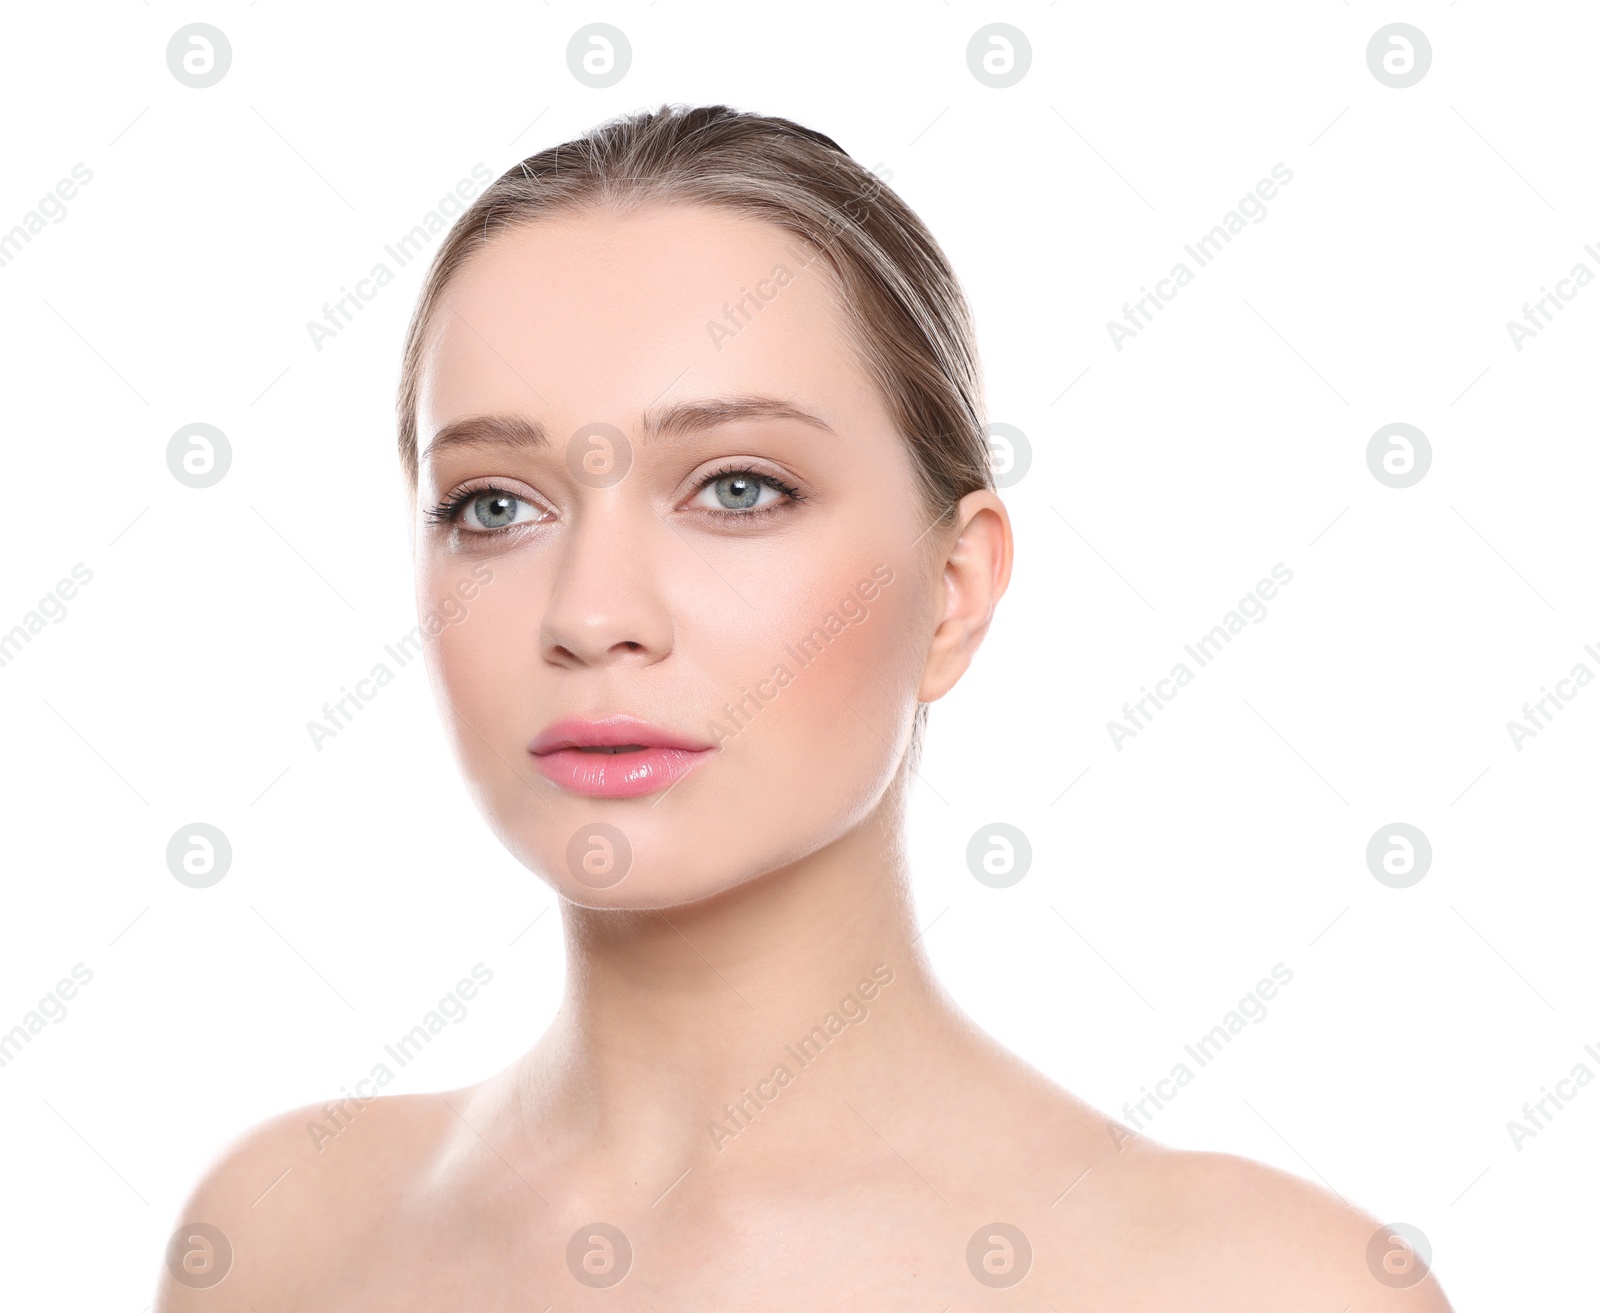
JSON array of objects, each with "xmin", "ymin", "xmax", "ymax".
[{"xmin": 689, "ymin": 471, "xmax": 795, "ymax": 514}]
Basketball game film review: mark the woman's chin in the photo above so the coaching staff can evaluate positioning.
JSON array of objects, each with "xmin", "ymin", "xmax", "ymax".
[
  {"xmin": 543, "ymin": 868, "xmax": 759, "ymax": 912},
  {"xmin": 502, "ymin": 830, "xmax": 769, "ymax": 911}
]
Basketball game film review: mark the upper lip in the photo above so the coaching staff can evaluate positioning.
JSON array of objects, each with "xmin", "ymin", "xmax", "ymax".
[{"xmin": 529, "ymin": 715, "xmax": 713, "ymax": 755}]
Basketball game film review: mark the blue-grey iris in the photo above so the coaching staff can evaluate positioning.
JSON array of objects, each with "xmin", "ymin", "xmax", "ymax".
[
  {"xmin": 473, "ymin": 492, "xmax": 520, "ymax": 528},
  {"xmin": 715, "ymin": 476, "xmax": 760, "ymax": 509}
]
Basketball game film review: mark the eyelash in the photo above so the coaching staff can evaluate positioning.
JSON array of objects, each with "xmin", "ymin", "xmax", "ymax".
[
  {"xmin": 424, "ymin": 465, "xmax": 806, "ymax": 532},
  {"xmin": 423, "ymin": 483, "xmax": 524, "ymax": 529}
]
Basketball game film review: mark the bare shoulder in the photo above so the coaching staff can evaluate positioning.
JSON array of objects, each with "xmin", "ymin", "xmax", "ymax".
[
  {"xmin": 1078, "ymin": 1136, "xmax": 1454, "ymax": 1312},
  {"xmin": 151, "ymin": 1089, "xmax": 458, "ymax": 1310},
  {"xmin": 883, "ymin": 1035, "xmax": 1452, "ymax": 1310}
]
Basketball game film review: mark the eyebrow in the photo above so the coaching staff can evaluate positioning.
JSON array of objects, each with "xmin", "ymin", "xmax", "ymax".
[{"xmin": 421, "ymin": 395, "xmax": 836, "ymax": 463}]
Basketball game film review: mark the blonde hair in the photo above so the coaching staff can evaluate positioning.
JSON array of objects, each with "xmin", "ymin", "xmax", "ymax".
[{"xmin": 396, "ymin": 102, "xmax": 995, "ymax": 770}]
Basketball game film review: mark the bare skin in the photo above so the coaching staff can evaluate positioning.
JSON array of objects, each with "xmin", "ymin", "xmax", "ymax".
[{"xmin": 155, "ymin": 204, "xmax": 1453, "ymax": 1311}]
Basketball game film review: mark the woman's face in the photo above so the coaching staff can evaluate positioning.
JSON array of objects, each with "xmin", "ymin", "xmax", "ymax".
[{"xmin": 411, "ymin": 202, "xmax": 946, "ymax": 908}]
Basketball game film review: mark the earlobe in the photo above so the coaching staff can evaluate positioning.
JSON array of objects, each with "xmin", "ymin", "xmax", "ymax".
[{"xmin": 917, "ymin": 490, "xmax": 1014, "ymax": 704}]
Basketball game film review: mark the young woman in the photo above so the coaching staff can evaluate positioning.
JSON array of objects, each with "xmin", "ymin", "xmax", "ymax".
[{"xmin": 157, "ymin": 104, "xmax": 1453, "ymax": 1310}]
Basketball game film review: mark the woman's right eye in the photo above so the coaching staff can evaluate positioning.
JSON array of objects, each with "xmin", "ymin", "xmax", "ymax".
[{"xmin": 431, "ymin": 488, "xmax": 545, "ymax": 533}]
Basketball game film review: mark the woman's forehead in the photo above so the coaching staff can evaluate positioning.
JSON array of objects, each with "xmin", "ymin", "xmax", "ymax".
[{"xmin": 418, "ymin": 203, "xmax": 879, "ymax": 445}]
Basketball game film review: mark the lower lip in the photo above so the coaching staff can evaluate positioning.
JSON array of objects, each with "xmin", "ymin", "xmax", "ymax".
[{"xmin": 530, "ymin": 746, "xmax": 712, "ymax": 798}]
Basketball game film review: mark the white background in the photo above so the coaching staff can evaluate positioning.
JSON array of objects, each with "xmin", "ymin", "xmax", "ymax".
[{"xmin": 1, "ymin": 3, "xmax": 1595, "ymax": 1308}]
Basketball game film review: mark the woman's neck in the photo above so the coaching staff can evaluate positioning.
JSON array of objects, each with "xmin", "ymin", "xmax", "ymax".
[{"xmin": 510, "ymin": 781, "xmax": 969, "ymax": 1180}]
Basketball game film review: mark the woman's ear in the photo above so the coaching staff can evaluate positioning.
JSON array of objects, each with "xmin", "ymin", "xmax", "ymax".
[{"xmin": 918, "ymin": 489, "xmax": 1014, "ymax": 704}]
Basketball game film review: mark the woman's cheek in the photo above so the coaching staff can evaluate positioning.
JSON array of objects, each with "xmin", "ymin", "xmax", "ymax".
[
  {"xmin": 724, "ymin": 556, "xmax": 919, "ymax": 797},
  {"xmin": 419, "ymin": 568, "xmax": 534, "ymax": 776}
]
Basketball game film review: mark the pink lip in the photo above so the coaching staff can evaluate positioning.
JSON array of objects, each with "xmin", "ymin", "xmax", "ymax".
[{"xmin": 529, "ymin": 716, "xmax": 714, "ymax": 799}]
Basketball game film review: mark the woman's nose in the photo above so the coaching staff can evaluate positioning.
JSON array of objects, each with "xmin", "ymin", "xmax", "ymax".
[{"xmin": 538, "ymin": 500, "xmax": 675, "ymax": 669}]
